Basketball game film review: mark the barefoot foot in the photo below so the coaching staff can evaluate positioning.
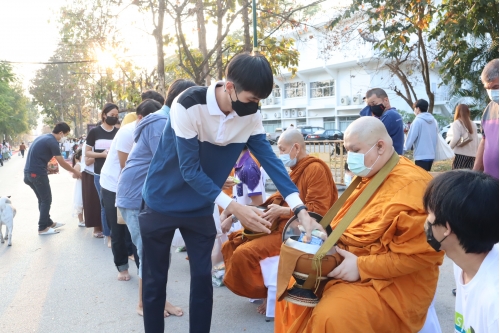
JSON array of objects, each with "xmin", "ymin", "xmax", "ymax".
[
  {"xmin": 257, "ymin": 300, "xmax": 267, "ymax": 315},
  {"xmin": 137, "ymin": 305, "xmax": 144, "ymax": 316},
  {"xmin": 117, "ymin": 270, "xmax": 131, "ymax": 281},
  {"xmin": 164, "ymin": 301, "xmax": 183, "ymax": 318}
]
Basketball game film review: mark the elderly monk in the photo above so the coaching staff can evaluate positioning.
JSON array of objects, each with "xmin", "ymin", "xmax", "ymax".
[
  {"xmin": 222, "ymin": 129, "xmax": 338, "ymax": 317},
  {"xmin": 275, "ymin": 117, "xmax": 444, "ymax": 333}
]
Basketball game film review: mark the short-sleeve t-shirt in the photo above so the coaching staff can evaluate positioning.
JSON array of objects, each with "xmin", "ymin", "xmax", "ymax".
[
  {"xmin": 24, "ymin": 134, "xmax": 62, "ymax": 176},
  {"xmin": 482, "ymin": 101, "xmax": 499, "ymax": 179},
  {"xmin": 85, "ymin": 125, "xmax": 118, "ymax": 175}
]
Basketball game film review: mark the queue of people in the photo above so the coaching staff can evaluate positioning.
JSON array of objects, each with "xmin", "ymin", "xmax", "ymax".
[{"xmin": 21, "ymin": 53, "xmax": 499, "ymax": 333}]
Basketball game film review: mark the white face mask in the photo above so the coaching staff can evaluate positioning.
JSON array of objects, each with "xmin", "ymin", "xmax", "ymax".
[
  {"xmin": 58, "ymin": 135, "xmax": 67, "ymax": 143},
  {"xmin": 487, "ymin": 89, "xmax": 499, "ymax": 103},
  {"xmin": 346, "ymin": 143, "xmax": 380, "ymax": 177}
]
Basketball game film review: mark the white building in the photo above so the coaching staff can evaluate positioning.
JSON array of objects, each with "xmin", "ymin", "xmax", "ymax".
[{"xmin": 261, "ymin": 26, "xmax": 451, "ymax": 134}]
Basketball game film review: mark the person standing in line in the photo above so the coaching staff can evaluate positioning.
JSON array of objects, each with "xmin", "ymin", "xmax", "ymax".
[
  {"xmin": 117, "ymin": 81, "xmax": 195, "ymax": 317},
  {"xmin": 473, "ymin": 59, "xmax": 499, "ymax": 179},
  {"xmin": 85, "ymin": 103, "xmax": 119, "ymax": 244},
  {"xmin": 365, "ymin": 88, "xmax": 405, "ymax": 154},
  {"xmin": 139, "ymin": 53, "xmax": 322, "ymax": 333},
  {"xmin": 403, "ymin": 99, "xmax": 437, "ymax": 171},
  {"xmin": 23, "ymin": 122, "xmax": 82, "ymax": 235},
  {"xmin": 423, "ymin": 171, "xmax": 498, "ymax": 333},
  {"xmin": 63, "ymin": 139, "xmax": 72, "ymax": 160},
  {"xmin": 19, "ymin": 142, "xmax": 26, "ymax": 158},
  {"xmin": 449, "ymin": 104, "xmax": 480, "ymax": 169},
  {"xmin": 81, "ymin": 134, "xmax": 103, "ymax": 237}
]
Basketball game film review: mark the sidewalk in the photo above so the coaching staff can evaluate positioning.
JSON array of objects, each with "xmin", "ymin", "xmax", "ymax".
[{"xmin": 0, "ymin": 154, "xmax": 456, "ymax": 332}]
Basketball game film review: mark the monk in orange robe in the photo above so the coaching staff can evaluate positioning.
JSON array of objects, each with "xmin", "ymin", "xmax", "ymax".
[
  {"xmin": 275, "ymin": 117, "xmax": 444, "ymax": 333},
  {"xmin": 222, "ymin": 129, "xmax": 338, "ymax": 315}
]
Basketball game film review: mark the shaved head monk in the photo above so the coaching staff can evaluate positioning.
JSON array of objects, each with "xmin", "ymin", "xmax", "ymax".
[
  {"xmin": 275, "ymin": 117, "xmax": 444, "ymax": 333},
  {"xmin": 222, "ymin": 129, "xmax": 338, "ymax": 318}
]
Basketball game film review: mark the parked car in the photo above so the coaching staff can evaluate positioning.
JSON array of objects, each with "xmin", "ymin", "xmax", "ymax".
[
  {"xmin": 306, "ymin": 129, "xmax": 344, "ymax": 141},
  {"xmin": 296, "ymin": 125, "xmax": 324, "ymax": 139},
  {"xmin": 267, "ymin": 128, "xmax": 283, "ymax": 145},
  {"xmin": 440, "ymin": 124, "xmax": 452, "ymax": 139}
]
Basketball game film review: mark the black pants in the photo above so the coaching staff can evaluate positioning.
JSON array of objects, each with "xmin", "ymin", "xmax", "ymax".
[
  {"xmin": 20, "ymin": 150, "xmax": 24, "ymax": 158},
  {"xmin": 24, "ymin": 173, "xmax": 53, "ymax": 231},
  {"xmin": 415, "ymin": 160, "xmax": 434, "ymax": 171},
  {"xmin": 139, "ymin": 203, "xmax": 216, "ymax": 333},
  {"xmin": 101, "ymin": 187, "xmax": 135, "ymax": 272}
]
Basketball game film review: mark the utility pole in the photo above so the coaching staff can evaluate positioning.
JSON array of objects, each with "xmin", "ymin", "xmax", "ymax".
[{"xmin": 252, "ymin": 0, "xmax": 259, "ymax": 54}]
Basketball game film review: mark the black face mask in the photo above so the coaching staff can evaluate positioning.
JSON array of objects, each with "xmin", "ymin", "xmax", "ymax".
[
  {"xmin": 105, "ymin": 116, "xmax": 118, "ymax": 126},
  {"xmin": 370, "ymin": 104, "xmax": 385, "ymax": 117},
  {"xmin": 229, "ymin": 90, "xmax": 260, "ymax": 117},
  {"xmin": 425, "ymin": 221, "xmax": 448, "ymax": 252}
]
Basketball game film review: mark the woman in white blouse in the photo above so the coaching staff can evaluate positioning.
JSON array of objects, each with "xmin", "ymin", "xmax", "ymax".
[{"xmin": 449, "ymin": 104, "xmax": 480, "ymax": 169}]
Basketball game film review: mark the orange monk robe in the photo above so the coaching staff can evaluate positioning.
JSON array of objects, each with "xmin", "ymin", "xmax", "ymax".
[
  {"xmin": 222, "ymin": 156, "xmax": 338, "ymax": 299},
  {"xmin": 275, "ymin": 156, "xmax": 444, "ymax": 333}
]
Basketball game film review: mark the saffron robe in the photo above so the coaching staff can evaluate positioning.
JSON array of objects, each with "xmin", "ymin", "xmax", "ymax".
[
  {"xmin": 275, "ymin": 156, "xmax": 444, "ymax": 333},
  {"xmin": 222, "ymin": 156, "xmax": 338, "ymax": 298}
]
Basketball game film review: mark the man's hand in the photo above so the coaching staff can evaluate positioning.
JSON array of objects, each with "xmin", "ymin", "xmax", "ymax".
[
  {"xmin": 262, "ymin": 204, "xmax": 289, "ymax": 223},
  {"xmin": 221, "ymin": 215, "xmax": 233, "ymax": 234},
  {"xmin": 226, "ymin": 201, "xmax": 272, "ymax": 234},
  {"xmin": 296, "ymin": 209, "xmax": 326, "ymax": 243},
  {"xmin": 327, "ymin": 247, "xmax": 360, "ymax": 282},
  {"xmin": 222, "ymin": 177, "xmax": 236, "ymax": 190}
]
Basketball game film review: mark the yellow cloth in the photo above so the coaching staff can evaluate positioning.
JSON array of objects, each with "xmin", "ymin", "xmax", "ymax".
[
  {"xmin": 222, "ymin": 156, "xmax": 338, "ymax": 298},
  {"xmin": 275, "ymin": 156, "xmax": 444, "ymax": 333},
  {"xmin": 122, "ymin": 113, "xmax": 137, "ymax": 126}
]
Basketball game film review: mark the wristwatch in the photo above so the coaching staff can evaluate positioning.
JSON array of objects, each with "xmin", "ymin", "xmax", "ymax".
[{"xmin": 293, "ymin": 205, "xmax": 307, "ymax": 218}]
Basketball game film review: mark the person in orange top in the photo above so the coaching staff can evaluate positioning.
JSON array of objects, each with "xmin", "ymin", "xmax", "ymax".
[
  {"xmin": 275, "ymin": 117, "xmax": 444, "ymax": 333},
  {"xmin": 222, "ymin": 129, "xmax": 338, "ymax": 318}
]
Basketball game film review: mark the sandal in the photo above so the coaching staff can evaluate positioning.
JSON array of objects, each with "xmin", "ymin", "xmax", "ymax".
[
  {"xmin": 39, "ymin": 228, "xmax": 60, "ymax": 235},
  {"xmin": 93, "ymin": 232, "xmax": 104, "ymax": 238},
  {"xmin": 78, "ymin": 221, "xmax": 85, "ymax": 227}
]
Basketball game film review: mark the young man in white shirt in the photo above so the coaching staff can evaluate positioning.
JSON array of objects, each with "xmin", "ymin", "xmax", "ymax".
[{"xmin": 424, "ymin": 170, "xmax": 499, "ymax": 333}]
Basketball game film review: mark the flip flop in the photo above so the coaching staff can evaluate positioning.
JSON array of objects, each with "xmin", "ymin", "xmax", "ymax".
[
  {"xmin": 93, "ymin": 232, "xmax": 104, "ymax": 238},
  {"xmin": 39, "ymin": 228, "xmax": 60, "ymax": 235},
  {"xmin": 78, "ymin": 222, "xmax": 85, "ymax": 227},
  {"xmin": 52, "ymin": 222, "xmax": 65, "ymax": 229}
]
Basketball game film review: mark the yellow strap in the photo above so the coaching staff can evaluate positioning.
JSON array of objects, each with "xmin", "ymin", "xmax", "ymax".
[{"xmin": 302, "ymin": 152, "xmax": 400, "ymax": 290}]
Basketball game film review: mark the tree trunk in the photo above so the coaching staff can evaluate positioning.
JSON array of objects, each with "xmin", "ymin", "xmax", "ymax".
[
  {"xmin": 216, "ymin": 0, "xmax": 224, "ymax": 80},
  {"xmin": 154, "ymin": 0, "xmax": 166, "ymax": 96},
  {"xmin": 196, "ymin": 0, "xmax": 210, "ymax": 85},
  {"xmin": 241, "ymin": 0, "xmax": 252, "ymax": 52}
]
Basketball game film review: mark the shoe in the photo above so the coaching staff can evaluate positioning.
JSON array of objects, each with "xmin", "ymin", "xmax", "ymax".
[
  {"xmin": 39, "ymin": 228, "xmax": 60, "ymax": 235},
  {"xmin": 93, "ymin": 232, "xmax": 104, "ymax": 238},
  {"xmin": 78, "ymin": 222, "xmax": 85, "ymax": 227},
  {"xmin": 52, "ymin": 222, "xmax": 65, "ymax": 229}
]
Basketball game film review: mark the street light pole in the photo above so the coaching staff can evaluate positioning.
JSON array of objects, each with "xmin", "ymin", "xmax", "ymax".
[{"xmin": 252, "ymin": 0, "xmax": 259, "ymax": 53}]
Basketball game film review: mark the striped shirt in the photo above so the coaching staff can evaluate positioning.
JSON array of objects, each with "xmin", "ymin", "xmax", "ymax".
[{"xmin": 142, "ymin": 81, "xmax": 302, "ymax": 217}]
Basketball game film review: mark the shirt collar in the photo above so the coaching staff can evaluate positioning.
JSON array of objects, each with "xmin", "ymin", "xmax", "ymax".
[{"xmin": 207, "ymin": 81, "xmax": 236, "ymax": 118}]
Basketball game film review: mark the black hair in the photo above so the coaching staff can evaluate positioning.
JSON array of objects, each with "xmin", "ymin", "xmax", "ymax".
[
  {"xmin": 423, "ymin": 170, "xmax": 499, "ymax": 253},
  {"xmin": 414, "ymin": 99, "xmax": 429, "ymax": 112},
  {"xmin": 166, "ymin": 79, "xmax": 196, "ymax": 107},
  {"xmin": 141, "ymin": 90, "xmax": 165, "ymax": 105},
  {"xmin": 100, "ymin": 103, "xmax": 119, "ymax": 122},
  {"xmin": 72, "ymin": 148, "xmax": 82, "ymax": 167},
  {"xmin": 136, "ymin": 99, "xmax": 162, "ymax": 117},
  {"xmin": 226, "ymin": 52, "xmax": 274, "ymax": 99},
  {"xmin": 366, "ymin": 88, "xmax": 388, "ymax": 99},
  {"xmin": 52, "ymin": 122, "xmax": 71, "ymax": 134}
]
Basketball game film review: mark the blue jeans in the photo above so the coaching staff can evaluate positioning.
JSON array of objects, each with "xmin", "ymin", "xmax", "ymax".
[
  {"xmin": 24, "ymin": 173, "xmax": 53, "ymax": 231},
  {"xmin": 119, "ymin": 208, "xmax": 143, "ymax": 277},
  {"xmin": 93, "ymin": 174, "xmax": 110, "ymax": 237}
]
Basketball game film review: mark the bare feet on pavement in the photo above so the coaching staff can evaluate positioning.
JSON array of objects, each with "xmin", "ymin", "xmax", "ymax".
[
  {"xmin": 117, "ymin": 270, "xmax": 130, "ymax": 281},
  {"xmin": 257, "ymin": 300, "xmax": 267, "ymax": 315},
  {"xmin": 164, "ymin": 301, "xmax": 183, "ymax": 317}
]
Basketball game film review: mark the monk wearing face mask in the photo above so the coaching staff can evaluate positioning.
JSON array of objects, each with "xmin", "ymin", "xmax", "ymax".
[
  {"xmin": 275, "ymin": 117, "xmax": 444, "ymax": 333},
  {"xmin": 222, "ymin": 129, "xmax": 338, "ymax": 318}
]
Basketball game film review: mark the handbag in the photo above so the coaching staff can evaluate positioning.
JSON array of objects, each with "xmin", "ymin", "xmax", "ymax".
[
  {"xmin": 456, "ymin": 120, "xmax": 473, "ymax": 147},
  {"xmin": 434, "ymin": 122, "xmax": 454, "ymax": 161}
]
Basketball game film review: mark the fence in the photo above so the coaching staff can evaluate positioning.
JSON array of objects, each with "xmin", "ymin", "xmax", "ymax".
[{"xmin": 305, "ymin": 140, "xmax": 347, "ymax": 185}]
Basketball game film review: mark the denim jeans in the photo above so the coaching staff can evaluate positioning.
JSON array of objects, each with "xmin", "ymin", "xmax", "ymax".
[
  {"xmin": 101, "ymin": 188, "xmax": 133, "ymax": 272},
  {"xmin": 24, "ymin": 172, "xmax": 54, "ymax": 231},
  {"xmin": 93, "ymin": 174, "xmax": 110, "ymax": 237},
  {"xmin": 119, "ymin": 208, "xmax": 143, "ymax": 277}
]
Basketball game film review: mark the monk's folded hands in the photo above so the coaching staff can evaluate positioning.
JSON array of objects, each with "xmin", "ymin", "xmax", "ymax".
[
  {"xmin": 327, "ymin": 246, "xmax": 360, "ymax": 282},
  {"xmin": 226, "ymin": 201, "xmax": 272, "ymax": 234}
]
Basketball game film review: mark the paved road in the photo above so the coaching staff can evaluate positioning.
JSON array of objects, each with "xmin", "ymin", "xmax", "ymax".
[{"xmin": 0, "ymin": 154, "xmax": 455, "ymax": 332}]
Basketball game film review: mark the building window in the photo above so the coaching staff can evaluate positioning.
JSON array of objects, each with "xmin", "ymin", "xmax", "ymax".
[
  {"xmin": 323, "ymin": 117, "xmax": 336, "ymax": 130},
  {"xmin": 263, "ymin": 84, "xmax": 282, "ymax": 105},
  {"xmin": 338, "ymin": 116, "xmax": 358, "ymax": 131},
  {"xmin": 310, "ymin": 80, "xmax": 335, "ymax": 98},
  {"xmin": 263, "ymin": 120, "xmax": 281, "ymax": 133},
  {"xmin": 284, "ymin": 82, "xmax": 306, "ymax": 98},
  {"xmin": 296, "ymin": 119, "xmax": 307, "ymax": 126}
]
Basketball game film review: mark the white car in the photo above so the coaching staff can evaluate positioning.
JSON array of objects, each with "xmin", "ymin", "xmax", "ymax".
[
  {"xmin": 445, "ymin": 121, "xmax": 483, "ymax": 144},
  {"xmin": 440, "ymin": 124, "xmax": 452, "ymax": 140}
]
